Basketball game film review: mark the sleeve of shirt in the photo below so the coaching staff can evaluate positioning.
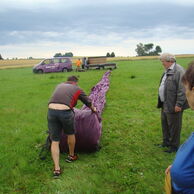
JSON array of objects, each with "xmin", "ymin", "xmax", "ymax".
[
  {"xmin": 78, "ymin": 89, "xmax": 92, "ymax": 107},
  {"xmin": 176, "ymin": 70, "xmax": 187, "ymax": 108}
]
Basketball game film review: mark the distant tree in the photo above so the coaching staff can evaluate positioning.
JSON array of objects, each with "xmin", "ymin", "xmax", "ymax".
[
  {"xmin": 106, "ymin": 52, "xmax": 111, "ymax": 57},
  {"xmin": 63, "ymin": 52, "xmax": 73, "ymax": 57},
  {"xmin": 0, "ymin": 54, "xmax": 3, "ymax": 60},
  {"xmin": 135, "ymin": 43, "xmax": 146, "ymax": 56},
  {"xmin": 135, "ymin": 43, "xmax": 162, "ymax": 56},
  {"xmin": 54, "ymin": 53, "xmax": 62, "ymax": 57},
  {"xmin": 144, "ymin": 43, "xmax": 154, "ymax": 52},
  {"xmin": 28, "ymin": 57, "xmax": 33, "ymax": 59},
  {"xmin": 155, "ymin": 45, "xmax": 162, "ymax": 54},
  {"xmin": 110, "ymin": 52, "xmax": 115, "ymax": 57}
]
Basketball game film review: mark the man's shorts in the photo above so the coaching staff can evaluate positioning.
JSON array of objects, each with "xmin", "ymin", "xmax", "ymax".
[{"xmin": 48, "ymin": 109, "xmax": 75, "ymax": 141}]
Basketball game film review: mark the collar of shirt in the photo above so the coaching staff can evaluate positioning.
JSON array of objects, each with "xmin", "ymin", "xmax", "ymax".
[
  {"xmin": 65, "ymin": 81, "xmax": 77, "ymax": 85},
  {"xmin": 165, "ymin": 63, "xmax": 175, "ymax": 73}
]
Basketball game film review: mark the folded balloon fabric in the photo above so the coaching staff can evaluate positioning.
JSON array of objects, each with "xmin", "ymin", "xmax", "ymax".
[{"xmin": 59, "ymin": 71, "xmax": 111, "ymax": 152}]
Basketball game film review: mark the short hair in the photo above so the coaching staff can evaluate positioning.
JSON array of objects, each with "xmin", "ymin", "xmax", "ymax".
[
  {"xmin": 159, "ymin": 53, "xmax": 176, "ymax": 62},
  {"xmin": 182, "ymin": 61, "xmax": 194, "ymax": 90},
  {"xmin": 67, "ymin": 75, "xmax": 79, "ymax": 82}
]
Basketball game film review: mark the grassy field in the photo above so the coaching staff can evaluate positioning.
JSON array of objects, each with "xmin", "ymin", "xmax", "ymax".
[
  {"xmin": 0, "ymin": 57, "xmax": 194, "ymax": 193},
  {"xmin": 0, "ymin": 54, "xmax": 194, "ymax": 69}
]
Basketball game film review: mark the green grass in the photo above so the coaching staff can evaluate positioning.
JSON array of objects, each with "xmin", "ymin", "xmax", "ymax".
[{"xmin": 0, "ymin": 58, "xmax": 194, "ymax": 193}]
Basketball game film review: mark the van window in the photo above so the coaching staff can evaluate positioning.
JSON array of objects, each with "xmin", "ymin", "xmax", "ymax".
[
  {"xmin": 53, "ymin": 58, "xmax": 60, "ymax": 63},
  {"xmin": 61, "ymin": 58, "xmax": 68, "ymax": 63},
  {"xmin": 43, "ymin": 59, "xmax": 52, "ymax": 65}
]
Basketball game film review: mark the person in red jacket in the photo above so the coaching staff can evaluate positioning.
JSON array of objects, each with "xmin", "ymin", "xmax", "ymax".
[{"xmin": 48, "ymin": 75, "xmax": 96, "ymax": 177}]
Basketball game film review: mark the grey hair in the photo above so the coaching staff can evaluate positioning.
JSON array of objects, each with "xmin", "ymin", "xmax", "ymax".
[{"xmin": 159, "ymin": 53, "xmax": 176, "ymax": 62}]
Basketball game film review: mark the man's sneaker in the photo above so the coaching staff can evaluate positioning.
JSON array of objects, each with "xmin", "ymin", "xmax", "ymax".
[{"xmin": 65, "ymin": 155, "xmax": 78, "ymax": 163}]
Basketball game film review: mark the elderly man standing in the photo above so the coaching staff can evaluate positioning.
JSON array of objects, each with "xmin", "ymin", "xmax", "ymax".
[{"xmin": 157, "ymin": 53, "xmax": 188, "ymax": 153}]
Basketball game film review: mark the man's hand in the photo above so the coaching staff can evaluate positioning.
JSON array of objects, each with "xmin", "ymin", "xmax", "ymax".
[
  {"xmin": 165, "ymin": 165, "xmax": 172, "ymax": 175},
  {"xmin": 175, "ymin": 106, "xmax": 182, "ymax": 112}
]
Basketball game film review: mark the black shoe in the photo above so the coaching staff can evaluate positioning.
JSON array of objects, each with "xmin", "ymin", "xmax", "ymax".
[
  {"xmin": 53, "ymin": 169, "xmax": 62, "ymax": 178},
  {"xmin": 164, "ymin": 147, "xmax": 178, "ymax": 153},
  {"xmin": 154, "ymin": 143, "xmax": 169, "ymax": 148}
]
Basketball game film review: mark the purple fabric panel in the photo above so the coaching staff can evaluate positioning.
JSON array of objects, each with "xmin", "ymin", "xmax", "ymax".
[
  {"xmin": 59, "ymin": 109, "xmax": 102, "ymax": 152},
  {"xmin": 59, "ymin": 71, "xmax": 111, "ymax": 152},
  {"xmin": 82, "ymin": 71, "xmax": 110, "ymax": 114}
]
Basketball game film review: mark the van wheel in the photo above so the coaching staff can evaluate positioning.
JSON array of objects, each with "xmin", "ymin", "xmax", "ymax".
[
  {"xmin": 37, "ymin": 69, "xmax": 43, "ymax": 74},
  {"xmin": 62, "ymin": 68, "xmax": 67, "ymax": 72}
]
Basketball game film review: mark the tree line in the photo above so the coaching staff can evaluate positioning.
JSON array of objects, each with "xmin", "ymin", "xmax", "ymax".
[
  {"xmin": 0, "ymin": 43, "xmax": 162, "ymax": 59},
  {"xmin": 54, "ymin": 52, "xmax": 74, "ymax": 57},
  {"xmin": 53, "ymin": 52, "xmax": 116, "ymax": 58},
  {"xmin": 52, "ymin": 43, "xmax": 161, "ymax": 58}
]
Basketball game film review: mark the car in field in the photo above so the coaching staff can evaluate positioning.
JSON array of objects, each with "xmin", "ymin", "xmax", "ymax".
[{"xmin": 33, "ymin": 57, "xmax": 72, "ymax": 73}]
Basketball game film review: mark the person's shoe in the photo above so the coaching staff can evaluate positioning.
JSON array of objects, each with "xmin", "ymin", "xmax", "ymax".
[
  {"xmin": 154, "ymin": 143, "xmax": 169, "ymax": 148},
  {"xmin": 53, "ymin": 169, "xmax": 62, "ymax": 178},
  {"xmin": 65, "ymin": 154, "xmax": 78, "ymax": 163},
  {"xmin": 164, "ymin": 147, "xmax": 178, "ymax": 153}
]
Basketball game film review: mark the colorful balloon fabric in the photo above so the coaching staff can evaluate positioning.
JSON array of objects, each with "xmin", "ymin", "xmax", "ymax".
[{"xmin": 59, "ymin": 71, "xmax": 111, "ymax": 152}]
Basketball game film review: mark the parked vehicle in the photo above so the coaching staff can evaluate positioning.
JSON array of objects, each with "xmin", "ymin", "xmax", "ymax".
[
  {"xmin": 84, "ymin": 56, "xmax": 117, "ymax": 70},
  {"xmin": 33, "ymin": 57, "xmax": 72, "ymax": 73}
]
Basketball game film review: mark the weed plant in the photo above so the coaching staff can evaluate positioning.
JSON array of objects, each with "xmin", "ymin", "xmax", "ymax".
[{"xmin": 0, "ymin": 58, "xmax": 194, "ymax": 193}]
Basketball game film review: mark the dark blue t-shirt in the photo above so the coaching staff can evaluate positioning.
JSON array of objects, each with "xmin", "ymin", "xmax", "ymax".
[{"xmin": 171, "ymin": 132, "xmax": 194, "ymax": 194}]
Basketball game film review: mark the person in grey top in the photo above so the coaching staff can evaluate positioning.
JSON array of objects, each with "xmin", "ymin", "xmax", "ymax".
[
  {"xmin": 48, "ymin": 75, "xmax": 96, "ymax": 177},
  {"xmin": 157, "ymin": 53, "xmax": 189, "ymax": 153}
]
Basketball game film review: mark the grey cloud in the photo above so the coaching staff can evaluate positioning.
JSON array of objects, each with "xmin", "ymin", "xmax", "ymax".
[{"xmin": 0, "ymin": 3, "xmax": 194, "ymax": 45}]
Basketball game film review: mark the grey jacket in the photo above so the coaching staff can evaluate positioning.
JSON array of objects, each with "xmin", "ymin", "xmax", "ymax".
[{"xmin": 157, "ymin": 63, "xmax": 189, "ymax": 113}]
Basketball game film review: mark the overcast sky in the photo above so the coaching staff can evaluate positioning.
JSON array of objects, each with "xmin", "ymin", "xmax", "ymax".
[{"xmin": 0, "ymin": 0, "xmax": 194, "ymax": 58}]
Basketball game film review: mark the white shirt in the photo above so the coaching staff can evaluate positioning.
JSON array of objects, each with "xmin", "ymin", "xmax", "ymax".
[{"xmin": 159, "ymin": 63, "xmax": 175, "ymax": 102}]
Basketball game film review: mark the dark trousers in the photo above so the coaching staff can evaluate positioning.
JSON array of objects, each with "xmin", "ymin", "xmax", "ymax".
[{"xmin": 161, "ymin": 110, "xmax": 183, "ymax": 149}]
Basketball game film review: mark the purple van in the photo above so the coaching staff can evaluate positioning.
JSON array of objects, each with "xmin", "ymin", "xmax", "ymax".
[{"xmin": 33, "ymin": 57, "xmax": 72, "ymax": 73}]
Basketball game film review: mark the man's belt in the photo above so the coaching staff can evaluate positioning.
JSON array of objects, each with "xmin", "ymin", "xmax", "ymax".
[{"xmin": 48, "ymin": 103, "xmax": 71, "ymax": 110}]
